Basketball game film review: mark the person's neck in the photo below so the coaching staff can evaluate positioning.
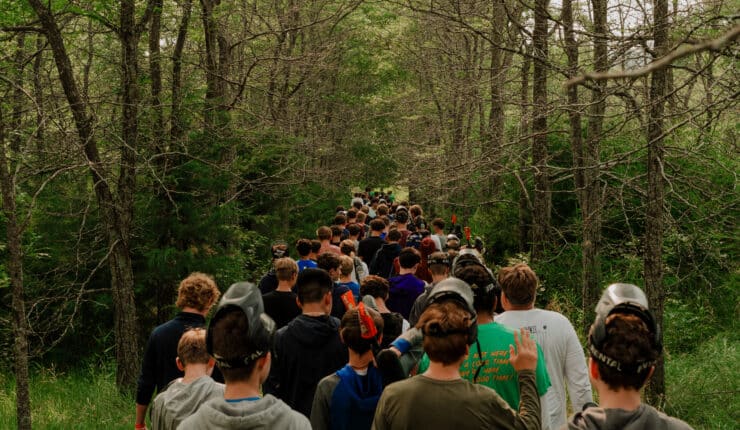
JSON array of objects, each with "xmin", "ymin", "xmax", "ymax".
[
  {"xmin": 181, "ymin": 306, "xmax": 207, "ymax": 317},
  {"xmin": 424, "ymin": 359, "xmax": 463, "ymax": 381},
  {"xmin": 223, "ymin": 379, "xmax": 262, "ymax": 401},
  {"xmin": 374, "ymin": 297, "xmax": 390, "ymax": 313},
  {"xmin": 300, "ymin": 256, "xmax": 311, "ymax": 261},
  {"xmin": 506, "ymin": 303, "xmax": 535, "ymax": 311},
  {"xmin": 370, "ymin": 231, "xmax": 381, "ymax": 237},
  {"xmin": 301, "ymin": 302, "xmax": 327, "ymax": 316},
  {"xmin": 339, "ymin": 276, "xmax": 352, "ymax": 283},
  {"xmin": 431, "ymin": 274, "xmax": 448, "ymax": 283},
  {"xmin": 399, "ymin": 267, "xmax": 415, "ymax": 275},
  {"xmin": 348, "ymin": 349, "xmax": 374, "ymax": 371},
  {"xmin": 478, "ymin": 312, "xmax": 494, "ymax": 324},
  {"xmin": 182, "ymin": 364, "xmax": 210, "ymax": 384},
  {"xmin": 596, "ymin": 384, "xmax": 643, "ymax": 411},
  {"xmin": 397, "ymin": 224, "xmax": 407, "ymax": 231},
  {"xmin": 275, "ymin": 281, "xmax": 293, "ymax": 292}
]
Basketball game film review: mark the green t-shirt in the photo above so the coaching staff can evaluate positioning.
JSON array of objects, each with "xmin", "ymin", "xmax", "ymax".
[{"xmin": 418, "ymin": 322, "xmax": 551, "ymax": 410}]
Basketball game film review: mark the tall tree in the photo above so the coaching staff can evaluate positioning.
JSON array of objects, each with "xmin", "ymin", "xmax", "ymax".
[
  {"xmin": 530, "ymin": 0, "xmax": 551, "ymax": 261},
  {"xmin": 645, "ymin": 0, "xmax": 669, "ymax": 401},
  {"xmin": 1, "ymin": 33, "xmax": 32, "ymax": 430}
]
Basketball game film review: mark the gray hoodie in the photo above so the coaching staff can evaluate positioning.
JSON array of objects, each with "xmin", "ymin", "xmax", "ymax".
[
  {"xmin": 566, "ymin": 404, "xmax": 693, "ymax": 430},
  {"xmin": 178, "ymin": 394, "xmax": 311, "ymax": 430}
]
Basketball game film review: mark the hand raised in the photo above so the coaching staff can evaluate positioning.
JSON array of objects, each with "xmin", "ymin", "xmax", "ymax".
[{"xmin": 509, "ymin": 328, "xmax": 538, "ymax": 372}]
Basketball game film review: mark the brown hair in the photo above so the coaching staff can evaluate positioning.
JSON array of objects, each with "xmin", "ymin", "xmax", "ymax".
[
  {"xmin": 498, "ymin": 263, "xmax": 537, "ymax": 306},
  {"xmin": 310, "ymin": 239, "xmax": 322, "ymax": 253},
  {"xmin": 316, "ymin": 252, "xmax": 341, "ymax": 272},
  {"xmin": 377, "ymin": 204, "xmax": 389, "ymax": 216},
  {"xmin": 360, "ymin": 275, "xmax": 390, "ymax": 299},
  {"xmin": 593, "ymin": 313, "xmax": 659, "ymax": 391},
  {"xmin": 409, "ymin": 204, "xmax": 423, "ymax": 219},
  {"xmin": 340, "ymin": 239, "xmax": 356, "ymax": 256},
  {"xmin": 317, "ymin": 226, "xmax": 332, "ymax": 241},
  {"xmin": 210, "ymin": 311, "xmax": 255, "ymax": 381},
  {"xmin": 275, "ymin": 257, "xmax": 298, "ymax": 281},
  {"xmin": 339, "ymin": 255, "xmax": 355, "ymax": 276},
  {"xmin": 386, "ymin": 229, "xmax": 402, "ymax": 242},
  {"xmin": 417, "ymin": 301, "xmax": 471, "ymax": 365},
  {"xmin": 177, "ymin": 328, "xmax": 210, "ymax": 366},
  {"xmin": 340, "ymin": 307, "xmax": 384, "ymax": 354},
  {"xmin": 176, "ymin": 272, "xmax": 220, "ymax": 312}
]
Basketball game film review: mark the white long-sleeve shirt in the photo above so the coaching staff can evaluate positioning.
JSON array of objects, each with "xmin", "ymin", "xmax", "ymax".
[{"xmin": 497, "ymin": 308, "xmax": 593, "ymax": 429}]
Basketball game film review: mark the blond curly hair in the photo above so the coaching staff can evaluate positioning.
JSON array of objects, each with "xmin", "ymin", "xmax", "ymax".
[{"xmin": 176, "ymin": 272, "xmax": 220, "ymax": 312}]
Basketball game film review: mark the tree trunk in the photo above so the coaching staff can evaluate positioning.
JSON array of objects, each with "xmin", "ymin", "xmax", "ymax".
[
  {"xmin": 645, "ymin": 0, "xmax": 668, "ymax": 403},
  {"xmin": 518, "ymin": 43, "xmax": 532, "ymax": 253},
  {"xmin": 28, "ymin": 0, "xmax": 140, "ymax": 390},
  {"xmin": 0, "ymin": 34, "xmax": 32, "ymax": 430},
  {"xmin": 149, "ymin": 0, "xmax": 164, "ymax": 155},
  {"xmin": 581, "ymin": 0, "xmax": 606, "ymax": 331},
  {"xmin": 530, "ymin": 0, "xmax": 551, "ymax": 261},
  {"xmin": 171, "ymin": 0, "xmax": 193, "ymax": 144}
]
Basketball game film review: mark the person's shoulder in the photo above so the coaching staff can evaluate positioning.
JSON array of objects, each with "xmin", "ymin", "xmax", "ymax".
[
  {"xmin": 642, "ymin": 404, "xmax": 695, "ymax": 429},
  {"xmin": 263, "ymin": 395, "xmax": 313, "ymax": 429}
]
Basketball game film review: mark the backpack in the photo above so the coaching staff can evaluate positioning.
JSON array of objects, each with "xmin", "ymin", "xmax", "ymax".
[{"xmin": 369, "ymin": 247, "xmax": 396, "ymax": 279}]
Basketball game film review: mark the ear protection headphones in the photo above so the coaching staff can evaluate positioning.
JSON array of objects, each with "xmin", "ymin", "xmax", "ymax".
[
  {"xmin": 588, "ymin": 283, "xmax": 662, "ymax": 373},
  {"xmin": 427, "ymin": 253, "xmax": 451, "ymax": 267},
  {"xmin": 206, "ymin": 282, "xmax": 276, "ymax": 369},
  {"xmin": 426, "ymin": 278, "xmax": 478, "ymax": 345}
]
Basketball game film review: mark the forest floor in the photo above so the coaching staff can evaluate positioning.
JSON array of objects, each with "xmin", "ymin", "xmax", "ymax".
[{"xmin": 0, "ymin": 331, "xmax": 736, "ymax": 429}]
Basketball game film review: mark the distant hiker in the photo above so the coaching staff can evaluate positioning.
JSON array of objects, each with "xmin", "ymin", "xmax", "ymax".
[
  {"xmin": 369, "ymin": 229, "xmax": 402, "ymax": 279},
  {"xmin": 179, "ymin": 282, "xmax": 310, "ymax": 430},
  {"xmin": 310, "ymin": 306, "xmax": 385, "ymax": 430},
  {"xmin": 331, "ymin": 226, "xmax": 344, "ymax": 247},
  {"xmin": 317, "ymin": 252, "xmax": 351, "ymax": 319},
  {"xmin": 360, "ymin": 275, "xmax": 409, "ymax": 349},
  {"xmin": 566, "ymin": 283, "xmax": 693, "ymax": 430},
  {"xmin": 386, "ymin": 247, "xmax": 426, "ymax": 320},
  {"xmin": 317, "ymin": 226, "xmax": 341, "ymax": 255},
  {"xmin": 346, "ymin": 223, "xmax": 363, "ymax": 250},
  {"xmin": 393, "ymin": 207, "xmax": 411, "ymax": 246},
  {"xmin": 257, "ymin": 242, "xmax": 289, "ymax": 295},
  {"xmin": 430, "ymin": 218, "xmax": 447, "ymax": 252},
  {"xmin": 262, "ymin": 257, "xmax": 301, "ymax": 329},
  {"xmin": 135, "ymin": 273, "xmax": 221, "ymax": 430},
  {"xmin": 496, "ymin": 263, "xmax": 593, "ymax": 429},
  {"xmin": 310, "ymin": 239, "xmax": 322, "ymax": 261},
  {"xmin": 295, "ymin": 239, "xmax": 318, "ymax": 272},
  {"xmin": 340, "ymin": 239, "xmax": 368, "ymax": 285},
  {"xmin": 408, "ymin": 252, "xmax": 451, "ymax": 326},
  {"xmin": 264, "ymin": 268, "xmax": 347, "ymax": 418},
  {"xmin": 338, "ymin": 255, "xmax": 361, "ymax": 301},
  {"xmin": 358, "ymin": 219, "xmax": 386, "ymax": 264},
  {"xmin": 150, "ymin": 328, "xmax": 223, "ymax": 430},
  {"xmin": 372, "ymin": 280, "xmax": 542, "ymax": 430}
]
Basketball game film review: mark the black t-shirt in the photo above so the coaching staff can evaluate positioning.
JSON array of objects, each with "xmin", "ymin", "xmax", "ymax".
[
  {"xmin": 358, "ymin": 236, "xmax": 385, "ymax": 263},
  {"xmin": 262, "ymin": 290, "xmax": 301, "ymax": 329},
  {"xmin": 380, "ymin": 312, "xmax": 404, "ymax": 349}
]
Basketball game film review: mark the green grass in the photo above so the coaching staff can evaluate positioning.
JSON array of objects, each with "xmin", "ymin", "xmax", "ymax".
[
  {"xmin": 664, "ymin": 331, "xmax": 739, "ymax": 429},
  {"xmin": 0, "ymin": 365, "xmax": 132, "ymax": 429},
  {"xmin": 1, "ymin": 332, "xmax": 738, "ymax": 429}
]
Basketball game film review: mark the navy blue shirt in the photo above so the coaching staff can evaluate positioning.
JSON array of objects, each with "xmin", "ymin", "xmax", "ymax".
[{"xmin": 135, "ymin": 312, "xmax": 206, "ymax": 405}]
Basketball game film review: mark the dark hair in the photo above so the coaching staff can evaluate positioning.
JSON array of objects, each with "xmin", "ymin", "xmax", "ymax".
[
  {"xmin": 333, "ymin": 214, "xmax": 347, "ymax": 226},
  {"xmin": 398, "ymin": 247, "xmax": 421, "ymax": 269},
  {"xmin": 347, "ymin": 209, "xmax": 358, "ymax": 219},
  {"xmin": 432, "ymin": 218, "xmax": 445, "ymax": 230},
  {"xmin": 409, "ymin": 205, "xmax": 422, "ymax": 218},
  {"xmin": 456, "ymin": 265, "xmax": 496, "ymax": 313},
  {"xmin": 360, "ymin": 275, "xmax": 390, "ymax": 299},
  {"xmin": 296, "ymin": 239, "xmax": 312, "ymax": 257},
  {"xmin": 340, "ymin": 307, "xmax": 384, "ymax": 354},
  {"xmin": 296, "ymin": 268, "xmax": 334, "ymax": 304},
  {"xmin": 387, "ymin": 229, "xmax": 402, "ymax": 242},
  {"xmin": 317, "ymin": 226, "xmax": 332, "ymax": 241},
  {"xmin": 498, "ymin": 263, "xmax": 537, "ymax": 306},
  {"xmin": 417, "ymin": 301, "xmax": 471, "ymax": 365},
  {"xmin": 331, "ymin": 226, "xmax": 342, "ymax": 238},
  {"xmin": 310, "ymin": 239, "xmax": 322, "ymax": 253},
  {"xmin": 340, "ymin": 240, "xmax": 356, "ymax": 256},
  {"xmin": 593, "ymin": 313, "xmax": 659, "ymax": 390},
  {"xmin": 211, "ymin": 310, "xmax": 259, "ymax": 381},
  {"xmin": 347, "ymin": 223, "xmax": 361, "ymax": 237},
  {"xmin": 370, "ymin": 218, "xmax": 385, "ymax": 232},
  {"xmin": 395, "ymin": 210, "xmax": 409, "ymax": 223},
  {"xmin": 316, "ymin": 252, "xmax": 341, "ymax": 272}
]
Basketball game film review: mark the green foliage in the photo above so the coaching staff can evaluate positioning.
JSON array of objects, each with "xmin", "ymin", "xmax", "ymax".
[{"xmin": 665, "ymin": 331, "xmax": 740, "ymax": 429}]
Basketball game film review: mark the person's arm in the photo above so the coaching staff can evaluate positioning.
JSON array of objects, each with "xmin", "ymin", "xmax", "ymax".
[
  {"xmin": 563, "ymin": 322, "xmax": 593, "ymax": 412},
  {"xmin": 263, "ymin": 329, "xmax": 283, "ymax": 396},
  {"xmin": 505, "ymin": 329, "xmax": 542, "ymax": 430},
  {"xmin": 310, "ymin": 375, "xmax": 338, "ymax": 430},
  {"xmin": 371, "ymin": 390, "xmax": 390, "ymax": 430},
  {"xmin": 134, "ymin": 334, "xmax": 159, "ymax": 428}
]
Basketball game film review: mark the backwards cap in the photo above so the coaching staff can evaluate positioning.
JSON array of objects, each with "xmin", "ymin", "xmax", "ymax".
[
  {"xmin": 206, "ymin": 282, "xmax": 276, "ymax": 369},
  {"xmin": 589, "ymin": 283, "xmax": 662, "ymax": 373}
]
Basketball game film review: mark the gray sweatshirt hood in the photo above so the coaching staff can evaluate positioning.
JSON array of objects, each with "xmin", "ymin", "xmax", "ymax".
[
  {"xmin": 178, "ymin": 394, "xmax": 310, "ymax": 430},
  {"xmin": 567, "ymin": 404, "xmax": 693, "ymax": 430}
]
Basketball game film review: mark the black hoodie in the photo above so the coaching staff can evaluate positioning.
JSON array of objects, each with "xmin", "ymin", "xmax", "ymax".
[{"xmin": 264, "ymin": 314, "xmax": 347, "ymax": 417}]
